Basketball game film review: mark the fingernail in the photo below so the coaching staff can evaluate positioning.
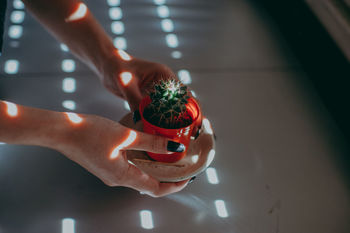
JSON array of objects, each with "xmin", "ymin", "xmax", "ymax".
[
  {"xmin": 167, "ymin": 141, "xmax": 185, "ymax": 152},
  {"xmin": 188, "ymin": 176, "xmax": 196, "ymax": 184},
  {"xmin": 214, "ymin": 133, "xmax": 217, "ymax": 141},
  {"xmin": 133, "ymin": 110, "xmax": 141, "ymax": 123},
  {"xmin": 194, "ymin": 129, "xmax": 200, "ymax": 139}
]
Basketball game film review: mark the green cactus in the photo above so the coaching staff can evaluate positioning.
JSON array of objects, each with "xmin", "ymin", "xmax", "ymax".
[{"xmin": 144, "ymin": 79, "xmax": 192, "ymax": 129}]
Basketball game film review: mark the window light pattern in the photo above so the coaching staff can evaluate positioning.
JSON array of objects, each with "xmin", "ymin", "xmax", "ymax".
[
  {"xmin": 165, "ymin": 34, "xmax": 178, "ymax": 48},
  {"xmin": 107, "ymin": 0, "xmax": 120, "ymax": 6},
  {"xmin": 10, "ymin": 11, "xmax": 25, "ymax": 24},
  {"xmin": 114, "ymin": 37, "xmax": 127, "ymax": 50},
  {"xmin": 60, "ymin": 44, "xmax": 69, "ymax": 52},
  {"xmin": 62, "ymin": 218, "xmax": 75, "ymax": 233},
  {"xmin": 140, "ymin": 210, "xmax": 154, "ymax": 229},
  {"xmin": 110, "ymin": 130, "xmax": 137, "ymax": 159},
  {"xmin": 214, "ymin": 200, "xmax": 228, "ymax": 218},
  {"xmin": 8, "ymin": 25, "xmax": 23, "ymax": 39},
  {"xmin": 4, "ymin": 101, "xmax": 18, "ymax": 117},
  {"xmin": 109, "ymin": 7, "xmax": 123, "ymax": 20},
  {"xmin": 65, "ymin": 3, "xmax": 88, "ymax": 22},
  {"xmin": 157, "ymin": 5, "xmax": 169, "ymax": 18},
  {"xmin": 62, "ymin": 100, "xmax": 76, "ymax": 110},
  {"xmin": 117, "ymin": 49, "xmax": 131, "ymax": 61},
  {"xmin": 203, "ymin": 118, "xmax": 213, "ymax": 135},
  {"xmin": 171, "ymin": 51, "xmax": 182, "ymax": 59},
  {"xmin": 13, "ymin": 0, "xmax": 25, "ymax": 10},
  {"xmin": 111, "ymin": 21, "xmax": 125, "ymax": 35},
  {"xmin": 64, "ymin": 112, "xmax": 83, "ymax": 124},
  {"xmin": 206, "ymin": 167, "xmax": 219, "ymax": 184},
  {"xmin": 124, "ymin": 101, "xmax": 130, "ymax": 111},
  {"xmin": 120, "ymin": 72, "xmax": 133, "ymax": 86},
  {"xmin": 61, "ymin": 59, "xmax": 76, "ymax": 73},
  {"xmin": 178, "ymin": 69, "xmax": 192, "ymax": 84},
  {"xmin": 62, "ymin": 78, "xmax": 76, "ymax": 93},
  {"xmin": 161, "ymin": 19, "xmax": 174, "ymax": 32},
  {"xmin": 206, "ymin": 149, "xmax": 216, "ymax": 167},
  {"xmin": 154, "ymin": 0, "xmax": 166, "ymax": 5},
  {"xmin": 4, "ymin": 60, "xmax": 19, "ymax": 74}
]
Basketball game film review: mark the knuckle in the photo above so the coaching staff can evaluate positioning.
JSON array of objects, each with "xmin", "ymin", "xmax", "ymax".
[{"xmin": 152, "ymin": 136, "xmax": 166, "ymax": 153}]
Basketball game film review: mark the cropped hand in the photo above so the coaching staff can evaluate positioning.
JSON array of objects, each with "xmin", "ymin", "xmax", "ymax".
[
  {"xmin": 60, "ymin": 113, "xmax": 189, "ymax": 197},
  {"xmin": 103, "ymin": 57, "xmax": 177, "ymax": 111}
]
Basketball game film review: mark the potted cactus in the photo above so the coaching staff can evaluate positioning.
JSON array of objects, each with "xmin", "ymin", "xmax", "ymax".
[{"xmin": 139, "ymin": 79, "xmax": 202, "ymax": 163}]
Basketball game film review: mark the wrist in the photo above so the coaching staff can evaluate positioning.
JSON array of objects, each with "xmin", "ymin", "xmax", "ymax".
[
  {"xmin": 99, "ymin": 49, "xmax": 132, "ymax": 81},
  {"xmin": 0, "ymin": 103, "xmax": 69, "ymax": 150},
  {"xmin": 40, "ymin": 112, "xmax": 72, "ymax": 151},
  {"xmin": 25, "ymin": 110, "xmax": 72, "ymax": 151}
]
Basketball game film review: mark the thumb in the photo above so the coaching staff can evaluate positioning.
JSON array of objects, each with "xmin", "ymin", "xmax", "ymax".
[{"xmin": 122, "ymin": 157, "xmax": 190, "ymax": 197}]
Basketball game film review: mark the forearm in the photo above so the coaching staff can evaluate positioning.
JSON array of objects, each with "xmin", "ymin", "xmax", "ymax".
[
  {"xmin": 0, "ymin": 100, "xmax": 69, "ymax": 150},
  {"xmin": 22, "ymin": 0, "xmax": 122, "ymax": 79}
]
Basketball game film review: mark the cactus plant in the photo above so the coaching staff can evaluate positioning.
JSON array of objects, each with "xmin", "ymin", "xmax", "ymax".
[{"xmin": 143, "ymin": 79, "xmax": 193, "ymax": 129}]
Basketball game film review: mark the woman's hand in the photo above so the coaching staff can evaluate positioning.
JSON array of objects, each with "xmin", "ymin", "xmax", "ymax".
[
  {"xmin": 102, "ymin": 57, "xmax": 177, "ymax": 111},
  {"xmin": 59, "ymin": 113, "xmax": 189, "ymax": 197}
]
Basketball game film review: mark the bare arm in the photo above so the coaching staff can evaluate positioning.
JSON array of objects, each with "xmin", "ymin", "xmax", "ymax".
[
  {"xmin": 22, "ymin": 0, "xmax": 118, "ymax": 79},
  {"xmin": 0, "ymin": 100, "xmax": 189, "ymax": 197},
  {"xmin": 22, "ymin": 0, "xmax": 179, "ymax": 111}
]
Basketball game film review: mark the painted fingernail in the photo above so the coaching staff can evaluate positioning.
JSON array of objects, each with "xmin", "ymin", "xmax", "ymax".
[
  {"xmin": 167, "ymin": 141, "xmax": 185, "ymax": 152},
  {"xmin": 194, "ymin": 129, "xmax": 200, "ymax": 139},
  {"xmin": 133, "ymin": 110, "xmax": 141, "ymax": 123},
  {"xmin": 214, "ymin": 133, "xmax": 217, "ymax": 141},
  {"xmin": 188, "ymin": 176, "xmax": 196, "ymax": 184}
]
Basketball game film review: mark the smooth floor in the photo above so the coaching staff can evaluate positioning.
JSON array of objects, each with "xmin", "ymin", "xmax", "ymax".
[{"xmin": 0, "ymin": 0, "xmax": 349, "ymax": 232}]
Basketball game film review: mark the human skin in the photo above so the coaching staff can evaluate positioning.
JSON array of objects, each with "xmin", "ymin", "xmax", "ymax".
[
  {"xmin": 0, "ymin": 0, "xmax": 191, "ymax": 197},
  {"xmin": 0, "ymin": 101, "xmax": 189, "ymax": 197},
  {"xmin": 22, "ymin": 0, "xmax": 177, "ymax": 110}
]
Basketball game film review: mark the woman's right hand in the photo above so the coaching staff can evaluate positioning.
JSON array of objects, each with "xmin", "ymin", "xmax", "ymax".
[{"xmin": 59, "ymin": 113, "xmax": 189, "ymax": 197}]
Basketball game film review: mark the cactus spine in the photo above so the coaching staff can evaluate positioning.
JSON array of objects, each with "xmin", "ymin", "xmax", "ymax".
[{"xmin": 144, "ymin": 79, "xmax": 192, "ymax": 128}]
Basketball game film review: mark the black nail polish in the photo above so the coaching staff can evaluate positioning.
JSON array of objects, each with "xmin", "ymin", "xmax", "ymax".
[
  {"xmin": 167, "ymin": 141, "xmax": 185, "ymax": 152},
  {"xmin": 133, "ymin": 110, "xmax": 141, "ymax": 123},
  {"xmin": 188, "ymin": 176, "xmax": 196, "ymax": 184},
  {"xmin": 194, "ymin": 129, "xmax": 200, "ymax": 139},
  {"xmin": 214, "ymin": 133, "xmax": 217, "ymax": 141}
]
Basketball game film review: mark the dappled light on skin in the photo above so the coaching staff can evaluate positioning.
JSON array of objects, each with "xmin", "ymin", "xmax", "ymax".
[
  {"xmin": 120, "ymin": 71, "xmax": 133, "ymax": 87},
  {"xmin": 202, "ymin": 118, "xmax": 213, "ymax": 135},
  {"xmin": 117, "ymin": 49, "xmax": 132, "ymax": 61},
  {"xmin": 110, "ymin": 130, "xmax": 137, "ymax": 159},
  {"xmin": 206, "ymin": 149, "xmax": 216, "ymax": 167},
  {"xmin": 191, "ymin": 154, "xmax": 199, "ymax": 163},
  {"xmin": 3, "ymin": 101, "xmax": 19, "ymax": 117},
  {"xmin": 64, "ymin": 112, "xmax": 83, "ymax": 125},
  {"xmin": 65, "ymin": 3, "xmax": 88, "ymax": 22}
]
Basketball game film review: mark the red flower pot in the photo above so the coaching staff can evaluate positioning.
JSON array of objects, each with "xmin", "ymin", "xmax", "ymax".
[{"xmin": 139, "ymin": 96, "xmax": 202, "ymax": 163}]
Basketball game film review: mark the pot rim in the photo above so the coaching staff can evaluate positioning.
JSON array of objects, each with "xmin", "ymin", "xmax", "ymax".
[{"xmin": 139, "ymin": 96, "xmax": 201, "ymax": 131}]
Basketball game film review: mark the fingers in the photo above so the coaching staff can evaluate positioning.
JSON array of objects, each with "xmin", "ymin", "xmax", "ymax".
[
  {"xmin": 127, "ymin": 130, "xmax": 185, "ymax": 154},
  {"xmin": 118, "ymin": 71, "xmax": 143, "ymax": 111},
  {"xmin": 151, "ymin": 179, "xmax": 189, "ymax": 197},
  {"xmin": 202, "ymin": 118, "xmax": 214, "ymax": 135},
  {"xmin": 122, "ymin": 162, "xmax": 160, "ymax": 192},
  {"xmin": 123, "ymin": 161, "xmax": 190, "ymax": 197}
]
